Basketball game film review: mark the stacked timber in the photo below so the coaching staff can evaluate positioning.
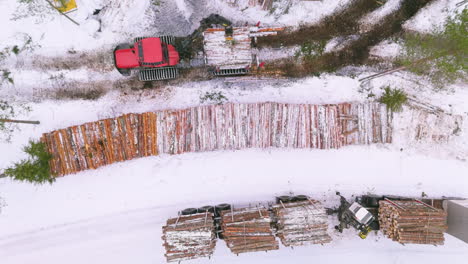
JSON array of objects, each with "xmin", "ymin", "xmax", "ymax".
[
  {"xmin": 272, "ymin": 200, "xmax": 332, "ymax": 246},
  {"xmin": 220, "ymin": 207, "xmax": 279, "ymax": 254},
  {"xmin": 378, "ymin": 200, "xmax": 447, "ymax": 245},
  {"xmin": 42, "ymin": 102, "xmax": 393, "ymax": 176},
  {"xmin": 162, "ymin": 212, "xmax": 216, "ymax": 262},
  {"xmin": 203, "ymin": 27, "xmax": 252, "ymax": 69}
]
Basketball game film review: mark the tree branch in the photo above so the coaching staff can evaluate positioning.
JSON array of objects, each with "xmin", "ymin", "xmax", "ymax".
[{"xmin": 0, "ymin": 119, "xmax": 40, "ymax": 125}]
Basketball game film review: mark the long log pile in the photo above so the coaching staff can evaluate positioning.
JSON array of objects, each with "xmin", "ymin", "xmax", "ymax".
[
  {"xmin": 42, "ymin": 102, "xmax": 392, "ymax": 176},
  {"xmin": 162, "ymin": 212, "xmax": 216, "ymax": 262},
  {"xmin": 378, "ymin": 200, "xmax": 447, "ymax": 245},
  {"xmin": 272, "ymin": 200, "xmax": 332, "ymax": 247},
  {"xmin": 220, "ymin": 207, "xmax": 279, "ymax": 254}
]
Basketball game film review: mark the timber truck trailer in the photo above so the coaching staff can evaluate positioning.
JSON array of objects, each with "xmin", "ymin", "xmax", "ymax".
[{"xmin": 113, "ymin": 14, "xmax": 283, "ymax": 81}]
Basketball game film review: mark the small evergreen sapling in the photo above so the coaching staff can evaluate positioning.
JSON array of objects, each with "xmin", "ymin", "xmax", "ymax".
[
  {"xmin": 4, "ymin": 140, "xmax": 54, "ymax": 184},
  {"xmin": 379, "ymin": 87, "xmax": 408, "ymax": 112}
]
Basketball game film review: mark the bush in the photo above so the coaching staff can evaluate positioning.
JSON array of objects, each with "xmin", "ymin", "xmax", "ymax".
[
  {"xmin": 200, "ymin": 91, "xmax": 228, "ymax": 105},
  {"xmin": 4, "ymin": 140, "xmax": 54, "ymax": 184},
  {"xmin": 379, "ymin": 86, "xmax": 408, "ymax": 112},
  {"xmin": 295, "ymin": 40, "xmax": 326, "ymax": 62}
]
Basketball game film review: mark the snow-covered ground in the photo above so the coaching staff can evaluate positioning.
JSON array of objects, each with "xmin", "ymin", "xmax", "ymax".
[
  {"xmin": 1, "ymin": 0, "xmax": 468, "ymax": 263},
  {"xmin": 1, "ymin": 147, "xmax": 468, "ymax": 264},
  {"xmin": 404, "ymin": 0, "xmax": 466, "ymax": 33}
]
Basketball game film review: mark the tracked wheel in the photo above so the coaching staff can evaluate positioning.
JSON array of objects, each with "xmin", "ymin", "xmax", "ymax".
[
  {"xmin": 134, "ymin": 35, "xmax": 175, "ymax": 45},
  {"xmin": 138, "ymin": 67, "xmax": 179, "ymax": 81},
  {"xmin": 212, "ymin": 67, "xmax": 249, "ymax": 76}
]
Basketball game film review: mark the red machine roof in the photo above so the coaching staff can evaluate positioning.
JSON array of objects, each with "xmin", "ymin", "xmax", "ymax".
[{"xmin": 136, "ymin": 38, "xmax": 164, "ymax": 64}]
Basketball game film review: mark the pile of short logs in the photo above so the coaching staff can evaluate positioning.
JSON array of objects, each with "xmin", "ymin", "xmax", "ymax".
[
  {"xmin": 272, "ymin": 198, "xmax": 332, "ymax": 246},
  {"xmin": 220, "ymin": 206, "xmax": 279, "ymax": 254},
  {"xmin": 378, "ymin": 199, "xmax": 447, "ymax": 245},
  {"xmin": 162, "ymin": 212, "xmax": 216, "ymax": 262}
]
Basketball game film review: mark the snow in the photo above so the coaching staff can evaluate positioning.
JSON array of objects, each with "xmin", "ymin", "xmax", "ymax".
[
  {"xmin": 174, "ymin": 0, "xmax": 194, "ymax": 20},
  {"xmin": 404, "ymin": 0, "xmax": 466, "ymax": 33},
  {"xmin": 359, "ymin": 0, "xmax": 404, "ymax": 33},
  {"xmin": 369, "ymin": 40, "xmax": 403, "ymax": 60}
]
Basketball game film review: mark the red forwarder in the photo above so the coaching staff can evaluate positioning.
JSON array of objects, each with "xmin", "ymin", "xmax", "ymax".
[{"xmin": 113, "ymin": 36, "xmax": 180, "ymax": 81}]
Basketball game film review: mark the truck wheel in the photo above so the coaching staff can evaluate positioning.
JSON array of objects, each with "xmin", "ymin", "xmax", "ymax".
[
  {"xmin": 215, "ymin": 203, "xmax": 231, "ymax": 216},
  {"xmin": 118, "ymin": 68, "xmax": 131, "ymax": 76},
  {"xmin": 277, "ymin": 195, "xmax": 292, "ymax": 204},
  {"xmin": 181, "ymin": 208, "xmax": 198, "ymax": 215},
  {"xmin": 116, "ymin": 43, "xmax": 132, "ymax": 50},
  {"xmin": 198, "ymin": 206, "xmax": 215, "ymax": 213},
  {"xmin": 293, "ymin": 195, "xmax": 309, "ymax": 201}
]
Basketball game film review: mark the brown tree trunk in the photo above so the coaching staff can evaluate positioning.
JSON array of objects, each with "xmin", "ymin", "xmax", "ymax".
[{"xmin": 0, "ymin": 119, "xmax": 40, "ymax": 125}]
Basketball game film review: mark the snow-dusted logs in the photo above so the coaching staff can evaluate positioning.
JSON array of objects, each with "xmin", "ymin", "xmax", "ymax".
[
  {"xmin": 162, "ymin": 212, "xmax": 216, "ymax": 262},
  {"xmin": 220, "ymin": 207, "xmax": 279, "ymax": 254},
  {"xmin": 272, "ymin": 200, "xmax": 332, "ymax": 247},
  {"xmin": 156, "ymin": 102, "xmax": 392, "ymax": 154},
  {"xmin": 204, "ymin": 27, "xmax": 252, "ymax": 69},
  {"xmin": 378, "ymin": 200, "xmax": 447, "ymax": 245},
  {"xmin": 42, "ymin": 102, "xmax": 392, "ymax": 176},
  {"xmin": 203, "ymin": 26, "xmax": 283, "ymax": 70}
]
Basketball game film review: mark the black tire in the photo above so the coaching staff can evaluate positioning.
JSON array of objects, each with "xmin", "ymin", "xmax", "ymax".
[
  {"xmin": 369, "ymin": 221, "xmax": 380, "ymax": 230},
  {"xmin": 276, "ymin": 195, "xmax": 293, "ymax": 204},
  {"xmin": 181, "ymin": 208, "xmax": 198, "ymax": 215},
  {"xmin": 293, "ymin": 195, "xmax": 309, "ymax": 201},
  {"xmin": 198, "ymin": 206, "xmax": 215, "ymax": 213},
  {"xmin": 116, "ymin": 43, "xmax": 132, "ymax": 50},
  {"xmin": 215, "ymin": 203, "xmax": 231, "ymax": 213}
]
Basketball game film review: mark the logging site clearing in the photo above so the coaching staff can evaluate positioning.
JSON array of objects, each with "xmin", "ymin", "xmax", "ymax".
[{"xmin": 0, "ymin": 1, "xmax": 467, "ymax": 264}]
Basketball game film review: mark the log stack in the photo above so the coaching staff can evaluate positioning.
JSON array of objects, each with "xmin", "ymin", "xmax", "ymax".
[
  {"xmin": 43, "ymin": 102, "xmax": 392, "ymax": 176},
  {"xmin": 272, "ymin": 200, "xmax": 332, "ymax": 247},
  {"xmin": 378, "ymin": 199, "xmax": 447, "ymax": 245},
  {"xmin": 220, "ymin": 207, "xmax": 279, "ymax": 254},
  {"xmin": 162, "ymin": 212, "xmax": 216, "ymax": 262}
]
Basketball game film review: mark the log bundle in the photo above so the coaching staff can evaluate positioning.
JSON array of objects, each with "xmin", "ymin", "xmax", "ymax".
[
  {"xmin": 378, "ymin": 200, "xmax": 447, "ymax": 245},
  {"xmin": 220, "ymin": 207, "xmax": 279, "ymax": 254},
  {"xmin": 42, "ymin": 102, "xmax": 392, "ymax": 176},
  {"xmin": 203, "ymin": 27, "xmax": 252, "ymax": 69},
  {"xmin": 272, "ymin": 200, "xmax": 332, "ymax": 247},
  {"xmin": 162, "ymin": 212, "xmax": 216, "ymax": 262}
]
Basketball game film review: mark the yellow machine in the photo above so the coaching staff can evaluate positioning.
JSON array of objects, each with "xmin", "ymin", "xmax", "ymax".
[
  {"xmin": 53, "ymin": 0, "xmax": 78, "ymax": 13},
  {"xmin": 358, "ymin": 226, "xmax": 373, "ymax": 239}
]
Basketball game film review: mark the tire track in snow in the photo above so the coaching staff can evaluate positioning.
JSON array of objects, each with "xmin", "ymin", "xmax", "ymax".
[{"xmin": 0, "ymin": 205, "xmax": 177, "ymax": 257}]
